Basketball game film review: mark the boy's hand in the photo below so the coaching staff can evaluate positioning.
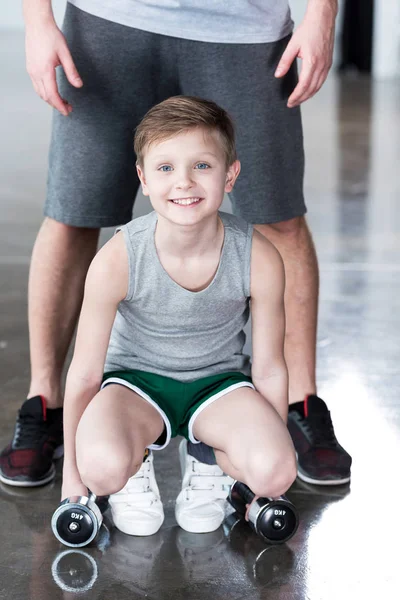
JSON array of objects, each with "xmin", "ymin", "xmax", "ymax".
[
  {"xmin": 25, "ymin": 18, "xmax": 83, "ymax": 116},
  {"xmin": 61, "ymin": 473, "xmax": 88, "ymax": 502},
  {"xmin": 275, "ymin": 3, "xmax": 336, "ymax": 107}
]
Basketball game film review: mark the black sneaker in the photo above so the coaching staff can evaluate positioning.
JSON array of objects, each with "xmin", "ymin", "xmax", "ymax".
[
  {"xmin": 0, "ymin": 396, "xmax": 63, "ymax": 487},
  {"xmin": 287, "ymin": 395, "xmax": 352, "ymax": 485}
]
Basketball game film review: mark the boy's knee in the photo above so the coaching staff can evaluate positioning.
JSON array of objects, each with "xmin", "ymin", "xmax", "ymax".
[
  {"xmin": 77, "ymin": 445, "xmax": 133, "ymax": 496},
  {"xmin": 246, "ymin": 451, "xmax": 297, "ymax": 498}
]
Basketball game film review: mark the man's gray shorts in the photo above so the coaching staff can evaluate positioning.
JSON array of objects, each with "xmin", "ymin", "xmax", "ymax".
[{"xmin": 45, "ymin": 3, "xmax": 306, "ymax": 227}]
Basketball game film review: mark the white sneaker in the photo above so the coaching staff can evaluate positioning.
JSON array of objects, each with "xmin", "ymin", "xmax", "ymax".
[
  {"xmin": 109, "ymin": 451, "xmax": 164, "ymax": 536},
  {"xmin": 175, "ymin": 440, "xmax": 233, "ymax": 533}
]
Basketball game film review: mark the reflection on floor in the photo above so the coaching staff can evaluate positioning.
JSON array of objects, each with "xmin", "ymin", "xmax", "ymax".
[{"xmin": 1, "ymin": 31, "xmax": 400, "ymax": 600}]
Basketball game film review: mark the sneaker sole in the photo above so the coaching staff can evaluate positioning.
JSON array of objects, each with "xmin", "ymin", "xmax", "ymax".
[
  {"xmin": 297, "ymin": 465, "xmax": 351, "ymax": 486},
  {"xmin": 0, "ymin": 444, "xmax": 63, "ymax": 488},
  {"xmin": 0, "ymin": 464, "xmax": 56, "ymax": 487},
  {"xmin": 112, "ymin": 515, "xmax": 164, "ymax": 537},
  {"xmin": 177, "ymin": 513, "xmax": 224, "ymax": 534},
  {"xmin": 297, "ymin": 470, "xmax": 351, "ymax": 486}
]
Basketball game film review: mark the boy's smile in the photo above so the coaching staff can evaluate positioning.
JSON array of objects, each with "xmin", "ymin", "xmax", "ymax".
[{"xmin": 169, "ymin": 196, "xmax": 203, "ymax": 207}]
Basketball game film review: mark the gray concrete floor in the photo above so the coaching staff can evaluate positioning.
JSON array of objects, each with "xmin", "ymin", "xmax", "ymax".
[{"xmin": 1, "ymin": 29, "xmax": 400, "ymax": 600}]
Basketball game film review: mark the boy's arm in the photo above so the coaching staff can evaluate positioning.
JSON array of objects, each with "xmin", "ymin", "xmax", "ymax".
[
  {"xmin": 61, "ymin": 232, "xmax": 128, "ymax": 498},
  {"xmin": 250, "ymin": 231, "xmax": 289, "ymax": 423}
]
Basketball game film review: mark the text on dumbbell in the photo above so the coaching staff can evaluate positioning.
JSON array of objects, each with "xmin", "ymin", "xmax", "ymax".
[
  {"xmin": 274, "ymin": 509, "xmax": 286, "ymax": 516},
  {"xmin": 71, "ymin": 513, "xmax": 83, "ymax": 520}
]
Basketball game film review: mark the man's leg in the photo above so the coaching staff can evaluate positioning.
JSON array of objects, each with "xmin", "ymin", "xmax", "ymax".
[
  {"xmin": 256, "ymin": 216, "xmax": 351, "ymax": 485},
  {"xmin": 28, "ymin": 218, "xmax": 99, "ymax": 407},
  {"xmin": 0, "ymin": 220, "xmax": 99, "ymax": 488},
  {"xmin": 255, "ymin": 216, "xmax": 352, "ymax": 485},
  {"xmin": 0, "ymin": 5, "xmax": 178, "ymax": 487},
  {"xmin": 179, "ymin": 33, "xmax": 351, "ymax": 486},
  {"xmin": 255, "ymin": 216, "xmax": 318, "ymax": 405}
]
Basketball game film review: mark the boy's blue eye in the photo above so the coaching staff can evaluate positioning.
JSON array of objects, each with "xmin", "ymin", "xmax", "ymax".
[
  {"xmin": 159, "ymin": 165, "xmax": 173, "ymax": 172},
  {"xmin": 195, "ymin": 163, "xmax": 210, "ymax": 170}
]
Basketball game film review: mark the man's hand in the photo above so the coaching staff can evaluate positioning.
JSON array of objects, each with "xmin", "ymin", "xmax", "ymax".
[
  {"xmin": 25, "ymin": 18, "xmax": 83, "ymax": 116},
  {"xmin": 275, "ymin": 3, "xmax": 337, "ymax": 107}
]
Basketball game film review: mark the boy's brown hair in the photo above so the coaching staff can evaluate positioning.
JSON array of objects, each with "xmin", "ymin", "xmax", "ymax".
[{"xmin": 134, "ymin": 96, "xmax": 237, "ymax": 167}]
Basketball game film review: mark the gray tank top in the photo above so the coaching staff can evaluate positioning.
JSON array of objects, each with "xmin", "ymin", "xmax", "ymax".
[
  {"xmin": 104, "ymin": 211, "xmax": 253, "ymax": 382},
  {"xmin": 68, "ymin": 1, "xmax": 293, "ymax": 44}
]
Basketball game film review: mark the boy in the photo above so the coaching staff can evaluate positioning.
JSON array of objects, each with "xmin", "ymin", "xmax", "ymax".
[{"xmin": 61, "ymin": 96, "xmax": 297, "ymax": 537}]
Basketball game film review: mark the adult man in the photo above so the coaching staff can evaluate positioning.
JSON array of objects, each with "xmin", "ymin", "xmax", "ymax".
[{"xmin": 0, "ymin": 0, "xmax": 350, "ymax": 517}]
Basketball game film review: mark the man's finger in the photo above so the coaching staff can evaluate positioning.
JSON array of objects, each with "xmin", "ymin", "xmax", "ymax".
[
  {"xmin": 287, "ymin": 77, "xmax": 311, "ymax": 107},
  {"xmin": 287, "ymin": 60, "xmax": 315, "ymax": 107},
  {"xmin": 289, "ymin": 69, "xmax": 321, "ymax": 106},
  {"xmin": 59, "ymin": 46, "xmax": 83, "ymax": 88},
  {"xmin": 292, "ymin": 63, "xmax": 331, "ymax": 106},
  {"xmin": 275, "ymin": 41, "xmax": 299, "ymax": 78},
  {"xmin": 42, "ymin": 74, "xmax": 70, "ymax": 116},
  {"xmin": 302, "ymin": 67, "xmax": 325, "ymax": 102}
]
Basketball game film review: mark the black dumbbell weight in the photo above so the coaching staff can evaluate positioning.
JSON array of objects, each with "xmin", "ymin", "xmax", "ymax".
[
  {"xmin": 228, "ymin": 480, "xmax": 299, "ymax": 544},
  {"xmin": 51, "ymin": 493, "xmax": 104, "ymax": 548}
]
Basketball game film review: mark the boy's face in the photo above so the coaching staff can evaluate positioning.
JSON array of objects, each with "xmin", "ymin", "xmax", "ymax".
[{"xmin": 137, "ymin": 127, "xmax": 240, "ymax": 225}]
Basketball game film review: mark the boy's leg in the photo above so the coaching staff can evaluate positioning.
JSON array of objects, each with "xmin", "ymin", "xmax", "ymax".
[
  {"xmin": 76, "ymin": 383, "xmax": 166, "ymax": 537},
  {"xmin": 191, "ymin": 387, "xmax": 297, "ymax": 499},
  {"xmin": 76, "ymin": 384, "xmax": 164, "ymax": 495}
]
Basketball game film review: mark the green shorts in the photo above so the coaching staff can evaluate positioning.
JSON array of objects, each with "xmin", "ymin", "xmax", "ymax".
[{"xmin": 101, "ymin": 370, "xmax": 254, "ymax": 450}]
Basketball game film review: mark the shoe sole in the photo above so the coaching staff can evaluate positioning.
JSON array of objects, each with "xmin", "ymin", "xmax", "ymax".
[
  {"xmin": 177, "ymin": 515, "xmax": 224, "ymax": 534},
  {"xmin": 113, "ymin": 518, "xmax": 164, "ymax": 537},
  {"xmin": 0, "ymin": 444, "xmax": 63, "ymax": 488},
  {"xmin": 297, "ymin": 470, "xmax": 351, "ymax": 486},
  {"xmin": 296, "ymin": 462, "xmax": 350, "ymax": 486},
  {"xmin": 0, "ymin": 464, "xmax": 56, "ymax": 487}
]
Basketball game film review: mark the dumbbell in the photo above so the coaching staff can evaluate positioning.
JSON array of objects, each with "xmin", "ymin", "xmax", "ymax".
[
  {"xmin": 51, "ymin": 493, "xmax": 106, "ymax": 548},
  {"xmin": 228, "ymin": 480, "xmax": 299, "ymax": 544}
]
